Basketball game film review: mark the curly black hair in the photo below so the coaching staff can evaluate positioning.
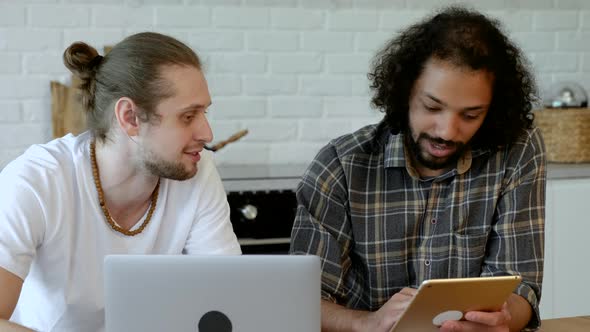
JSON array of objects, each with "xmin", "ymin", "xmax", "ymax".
[{"xmin": 369, "ymin": 6, "xmax": 537, "ymax": 151}]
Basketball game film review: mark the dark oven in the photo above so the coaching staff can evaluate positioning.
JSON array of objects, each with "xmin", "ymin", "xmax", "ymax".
[{"xmin": 218, "ymin": 165, "xmax": 306, "ymax": 254}]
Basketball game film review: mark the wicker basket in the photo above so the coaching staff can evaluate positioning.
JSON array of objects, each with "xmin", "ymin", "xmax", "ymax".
[{"xmin": 534, "ymin": 108, "xmax": 590, "ymax": 163}]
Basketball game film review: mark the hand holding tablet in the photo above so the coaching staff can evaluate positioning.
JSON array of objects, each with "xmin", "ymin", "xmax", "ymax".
[{"xmin": 390, "ymin": 275, "xmax": 522, "ymax": 332}]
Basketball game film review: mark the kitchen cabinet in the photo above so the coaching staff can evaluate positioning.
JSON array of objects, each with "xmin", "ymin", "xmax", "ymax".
[{"xmin": 540, "ymin": 175, "xmax": 590, "ymax": 319}]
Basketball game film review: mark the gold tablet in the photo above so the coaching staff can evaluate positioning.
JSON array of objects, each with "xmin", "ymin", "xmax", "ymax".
[{"xmin": 390, "ymin": 275, "xmax": 522, "ymax": 332}]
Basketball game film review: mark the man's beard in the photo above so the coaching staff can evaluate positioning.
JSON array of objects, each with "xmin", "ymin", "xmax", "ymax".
[
  {"xmin": 406, "ymin": 131, "xmax": 467, "ymax": 171},
  {"xmin": 141, "ymin": 148, "xmax": 196, "ymax": 181}
]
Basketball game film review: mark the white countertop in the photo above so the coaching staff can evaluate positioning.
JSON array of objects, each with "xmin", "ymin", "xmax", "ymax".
[{"xmin": 547, "ymin": 163, "xmax": 590, "ymax": 180}]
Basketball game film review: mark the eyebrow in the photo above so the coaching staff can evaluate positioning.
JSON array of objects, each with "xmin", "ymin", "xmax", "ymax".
[
  {"xmin": 424, "ymin": 93, "xmax": 487, "ymax": 111},
  {"xmin": 179, "ymin": 101, "xmax": 213, "ymax": 112}
]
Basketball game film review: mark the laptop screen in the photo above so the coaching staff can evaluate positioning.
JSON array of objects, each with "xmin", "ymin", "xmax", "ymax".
[{"xmin": 104, "ymin": 255, "xmax": 320, "ymax": 332}]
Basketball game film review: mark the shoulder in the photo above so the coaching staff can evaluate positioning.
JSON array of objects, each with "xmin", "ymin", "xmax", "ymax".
[
  {"xmin": 487, "ymin": 127, "xmax": 546, "ymax": 187},
  {"xmin": 312, "ymin": 123, "xmax": 381, "ymax": 168},
  {"xmin": 0, "ymin": 132, "xmax": 89, "ymax": 188},
  {"xmin": 329, "ymin": 123, "xmax": 382, "ymax": 158},
  {"xmin": 302, "ymin": 123, "xmax": 383, "ymax": 192},
  {"xmin": 502, "ymin": 127, "xmax": 546, "ymax": 166},
  {"xmin": 0, "ymin": 134, "xmax": 90, "ymax": 255},
  {"xmin": 508, "ymin": 127, "xmax": 545, "ymax": 154}
]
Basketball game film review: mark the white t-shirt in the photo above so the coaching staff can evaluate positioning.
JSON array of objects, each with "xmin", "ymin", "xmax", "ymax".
[{"xmin": 0, "ymin": 132, "xmax": 241, "ymax": 332}]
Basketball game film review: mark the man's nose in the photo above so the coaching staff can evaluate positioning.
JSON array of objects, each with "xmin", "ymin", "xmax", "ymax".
[
  {"xmin": 436, "ymin": 114, "xmax": 460, "ymax": 142},
  {"xmin": 194, "ymin": 116, "xmax": 213, "ymax": 144}
]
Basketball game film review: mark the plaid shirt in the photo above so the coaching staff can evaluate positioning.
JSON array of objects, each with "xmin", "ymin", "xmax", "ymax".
[{"xmin": 290, "ymin": 123, "xmax": 546, "ymax": 330}]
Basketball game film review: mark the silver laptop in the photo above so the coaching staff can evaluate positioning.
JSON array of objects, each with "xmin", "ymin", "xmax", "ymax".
[{"xmin": 104, "ymin": 255, "xmax": 320, "ymax": 332}]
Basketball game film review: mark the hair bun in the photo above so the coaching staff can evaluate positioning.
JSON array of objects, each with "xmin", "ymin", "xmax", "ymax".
[
  {"xmin": 88, "ymin": 54, "xmax": 104, "ymax": 68},
  {"xmin": 63, "ymin": 41, "xmax": 101, "ymax": 112},
  {"xmin": 63, "ymin": 42, "xmax": 101, "ymax": 80}
]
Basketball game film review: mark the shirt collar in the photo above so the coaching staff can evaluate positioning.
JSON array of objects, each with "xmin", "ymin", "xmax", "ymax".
[{"xmin": 383, "ymin": 132, "xmax": 474, "ymax": 177}]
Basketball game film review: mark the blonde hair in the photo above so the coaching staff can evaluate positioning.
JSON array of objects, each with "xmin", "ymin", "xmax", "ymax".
[{"xmin": 63, "ymin": 32, "xmax": 202, "ymax": 142}]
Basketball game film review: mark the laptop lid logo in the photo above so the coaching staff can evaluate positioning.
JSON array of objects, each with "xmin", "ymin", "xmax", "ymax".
[{"xmin": 198, "ymin": 310, "xmax": 232, "ymax": 332}]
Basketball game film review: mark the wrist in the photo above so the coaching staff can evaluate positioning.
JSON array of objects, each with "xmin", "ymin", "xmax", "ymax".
[{"xmin": 353, "ymin": 310, "xmax": 374, "ymax": 332}]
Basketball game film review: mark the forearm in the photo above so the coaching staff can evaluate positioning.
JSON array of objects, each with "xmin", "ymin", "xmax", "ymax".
[
  {"xmin": 321, "ymin": 300, "xmax": 369, "ymax": 332},
  {"xmin": 0, "ymin": 319, "xmax": 34, "ymax": 332},
  {"xmin": 507, "ymin": 293, "xmax": 532, "ymax": 332}
]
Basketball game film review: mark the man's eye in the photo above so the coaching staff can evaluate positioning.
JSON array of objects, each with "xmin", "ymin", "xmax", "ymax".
[
  {"xmin": 463, "ymin": 113, "xmax": 480, "ymax": 120},
  {"xmin": 425, "ymin": 105, "xmax": 440, "ymax": 112},
  {"xmin": 183, "ymin": 115, "xmax": 194, "ymax": 122}
]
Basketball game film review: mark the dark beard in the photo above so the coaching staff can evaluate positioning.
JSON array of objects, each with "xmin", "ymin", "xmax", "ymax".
[{"xmin": 406, "ymin": 131, "xmax": 466, "ymax": 171}]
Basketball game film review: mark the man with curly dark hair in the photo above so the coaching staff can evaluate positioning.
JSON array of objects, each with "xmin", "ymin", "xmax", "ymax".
[{"xmin": 290, "ymin": 6, "xmax": 545, "ymax": 332}]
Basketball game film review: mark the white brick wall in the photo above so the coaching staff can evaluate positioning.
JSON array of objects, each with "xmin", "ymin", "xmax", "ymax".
[
  {"xmin": 243, "ymin": 75, "xmax": 297, "ymax": 95},
  {"xmin": 247, "ymin": 32, "xmax": 299, "ymax": 51},
  {"xmin": 0, "ymin": 102, "xmax": 21, "ymax": 123},
  {"xmin": 242, "ymin": 119, "xmax": 298, "ymax": 141},
  {"xmin": 211, "ymin": 54, "xmax": 267, "ymax": 73},
  {"xmin": 271, "ymin": 9, "xmax": 324, "ymax": 29},
  {"xmin": 534, "ymin": 11, "xmax": 579, "ymax": 31},
  {"xmin": 189, "ymin": 31, "xmax": 244, "ymax": 51},
  {"xmin": 155, "ymin": 7, "xmax": 210, "ymax": 28},
  {"xmin": 326, "ymin": 54, "xmax": 371, "ymax": 73},
  {"xmin": 93, "ymin": 6, "xmax": 154, "ymax": 28},
  {"xmin": 269, "ymin": 97, "xmax": 322, "ymax": 118},
  {"xmin": 299, "ymin": 119, "xmax": 352, "ymax": 142},
  {"xmin": 329, "ymin": 10, "xmax": 378, "ymax": 31},
  {"xmin": 207, "ymin": 74, "xmax": 241, "ymax": 96},
  {"xmin": 213, "ymin": 7, "xmax": 269, "ymax": 28},
  {"xmin": 0, "ymin": 29, "xmax": 61, "ymax": 51},
  {"xmin": 302, "ymin": 31, "xmax": 354, "ymax": 52},
  {"xmin": 0, "ymin": 54, "xmax": 20, "ymax": 74},
  {"xmin": 1, "ymin": 0, "xmax": 589, "ymax": 168},
  {"xmin": 30, "ymin": 6, "xmax": 91, "ymax": 27},
  {"xmin": 269, "ymin": 54, "xmax": 322, "ymax": 73},
  {"xmin": 210, "ymin": 98, "xmax": 266, "ymax": 119},
  {"xmin": 0, "ymin": 6, "xmax": 26, "ymax": 26}
]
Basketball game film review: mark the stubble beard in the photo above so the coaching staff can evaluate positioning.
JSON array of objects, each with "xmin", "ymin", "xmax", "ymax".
[
  {"xmin": 141, "ymin": 148, "xmax": 197, "ymax": 181},
  {"xmin": 406, "ymin": 129, "xmax": 466, "ymax": 171}
]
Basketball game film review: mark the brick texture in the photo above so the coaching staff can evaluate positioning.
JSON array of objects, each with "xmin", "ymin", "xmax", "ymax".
[{"xmin": 0, "ymin": 1, "xmax": 588, "ymax": 168}]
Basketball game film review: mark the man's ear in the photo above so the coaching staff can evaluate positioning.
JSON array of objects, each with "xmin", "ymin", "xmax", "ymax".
[{"xmin": 114, "ymin": 97, "xmax": 140, "ymax": 136}]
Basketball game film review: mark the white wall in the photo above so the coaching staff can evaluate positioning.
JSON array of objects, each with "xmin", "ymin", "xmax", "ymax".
[
  {"xmin": 1, "ymin": 0, "xmax": 589, "ymax": 168},
  {"xmin": 541, "ymin": 177, "xmax": 590, "ymax": 319}
]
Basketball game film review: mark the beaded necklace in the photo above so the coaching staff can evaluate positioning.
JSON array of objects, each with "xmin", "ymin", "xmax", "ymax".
[{"xmin": 90, "ymin": 140, "xmax": 160, "ymax": 236}]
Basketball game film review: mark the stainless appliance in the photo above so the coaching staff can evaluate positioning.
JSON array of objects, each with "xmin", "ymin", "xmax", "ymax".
[{"xmin": 218, "ymin": 164, "xmax": 307, "ymax": 254}]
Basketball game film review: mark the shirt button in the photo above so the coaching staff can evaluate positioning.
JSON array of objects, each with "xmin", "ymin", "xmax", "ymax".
[
  {"xmin": 431, "ymin": 219, "xmax": 437, "ymax": 224},
  {"xmin": 425, "ymin": 260, "xmax": 431, "ymax": 266}
]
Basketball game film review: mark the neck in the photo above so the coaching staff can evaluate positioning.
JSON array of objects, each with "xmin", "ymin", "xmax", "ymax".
[
  {"xmin": 414, "ymin": 163, "xmax": 449, "ymax": 178},
  {"xmin": 93, "ymin": 138, "xmax": 159, "ymax": 228}
]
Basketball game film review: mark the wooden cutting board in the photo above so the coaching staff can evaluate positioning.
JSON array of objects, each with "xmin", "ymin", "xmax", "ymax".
[{"xmin": 50, "ymin": 76, "xmax": 87, "ymax": 138}]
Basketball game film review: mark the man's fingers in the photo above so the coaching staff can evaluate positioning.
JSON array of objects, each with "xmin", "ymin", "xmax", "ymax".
[
  {"xmin": 464, "ymin": 309, "xmax": 510, "ymax": 327},
  {"xmin": 440, "ymin": 319, "xmax": 503, "ymax": 332},
  {"xmin": 398, "ymin": 287, "xmax": 417, "ymax": 296}
]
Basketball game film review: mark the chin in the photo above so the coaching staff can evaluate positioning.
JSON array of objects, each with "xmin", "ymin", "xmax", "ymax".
[
  {"xmin": 184, "ymin": 164, "xmax": 199, "ymax": 178},
  {"xmin": 189, "ymin": 166, "xmax": 198, "ymax": 177},
  {"xmin": 418, "ymin": 152, "xmax": 450, "ymax": 170}
]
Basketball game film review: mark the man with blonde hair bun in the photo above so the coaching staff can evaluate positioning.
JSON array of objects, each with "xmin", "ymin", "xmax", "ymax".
[{"xmin": 0, "ymin": 32, "xmax": 241, "ymax": 332}]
